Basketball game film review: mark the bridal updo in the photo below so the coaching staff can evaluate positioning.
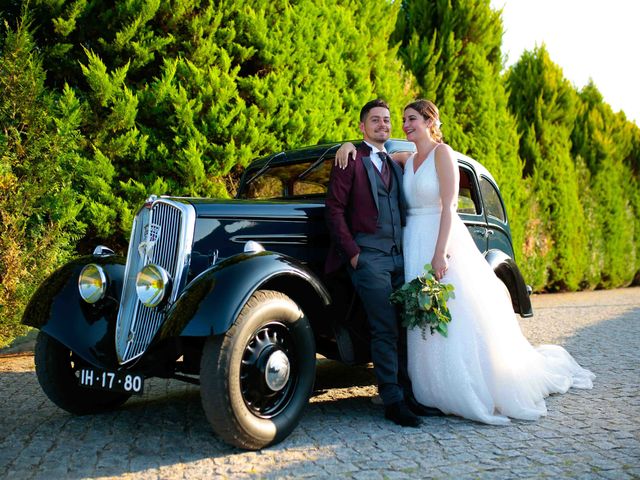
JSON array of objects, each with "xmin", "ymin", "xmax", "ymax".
[{"xmin": 405, "ymin": 99, "xmax": 443, "ymax": 142}]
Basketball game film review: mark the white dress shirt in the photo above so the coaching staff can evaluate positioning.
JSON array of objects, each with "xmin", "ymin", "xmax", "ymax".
[{"xmin": 363, "ymin": 141, "xmax": 388, "ymax": 173}]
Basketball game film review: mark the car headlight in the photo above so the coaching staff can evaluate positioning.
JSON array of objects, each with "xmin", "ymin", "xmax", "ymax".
[
  {"xmin": 136, "ymin": 264, "xmax": 171, "ymax": 308},
  {"xmin": 78, "ymin": 264, "xmax": 107, "ymax": 304}
]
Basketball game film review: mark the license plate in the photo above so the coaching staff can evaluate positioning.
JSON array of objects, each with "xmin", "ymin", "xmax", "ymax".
[{"xmin": 78, "ymin": 367, "xmax": 144, "ymax": 395}]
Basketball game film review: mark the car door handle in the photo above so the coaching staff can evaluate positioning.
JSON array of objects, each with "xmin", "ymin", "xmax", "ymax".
[{"xmin": 473, "ymin": 228, "xmax": 494, "ymax": 238}]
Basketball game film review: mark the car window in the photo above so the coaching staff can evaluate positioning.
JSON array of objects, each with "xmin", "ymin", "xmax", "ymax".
[
  {"xmin": 291, "ymin": 159, "xmax": 332, "ymax": 197},
  {"xmin": 479, "ymin": 176, "xmax": 506, "ymax": 222},
  {"xmin": 244, "ymin": 173, "xmax": 285, "ymax": 199},
  {"xmin": 242, "ymin": 158, "xmax": 333, "ymax": 199},
  {"xmin": 458, "ymin": 167, "xmax": 481, "ymax": 215},
  {"xmin": 292, "ymin": 179, "xmax": 325, "ymax": 196}
]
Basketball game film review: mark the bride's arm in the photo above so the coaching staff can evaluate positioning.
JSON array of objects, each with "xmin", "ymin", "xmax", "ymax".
[
  {"xmin": 432, "ymin": 144, "xmax": 459, "ymax": 281},
  {"xmin": 334, "ymin": 145, "xmax": 413, "ymax": 169},
  {"xmin": 334, "ymin": 143, "xmax": 357, "ymax": 169}
]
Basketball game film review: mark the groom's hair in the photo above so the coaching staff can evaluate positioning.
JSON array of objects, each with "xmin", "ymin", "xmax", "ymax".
[{"xmin": 360, "ymin": 99, "xmax": 390, "ymax": 122}]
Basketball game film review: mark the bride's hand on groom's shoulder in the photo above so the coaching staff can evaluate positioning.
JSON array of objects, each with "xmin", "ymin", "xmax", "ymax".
[{"xmin": 335, "ymin": 143, "xmax": 356, "ymax": 169}]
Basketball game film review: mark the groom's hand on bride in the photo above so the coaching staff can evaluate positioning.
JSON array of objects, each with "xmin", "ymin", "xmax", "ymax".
[
  {"xmin": 335, "ymin": 142, "xmax": 356, "ymax": 169},
  {"xmin": 350, "ymin": 254, "xmax": 359, "ymax": 269}
]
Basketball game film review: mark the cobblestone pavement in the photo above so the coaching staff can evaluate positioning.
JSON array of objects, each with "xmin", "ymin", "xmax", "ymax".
[{"xmin": 1, "ymin": 288, "xmax": 639, "ymax": 479}]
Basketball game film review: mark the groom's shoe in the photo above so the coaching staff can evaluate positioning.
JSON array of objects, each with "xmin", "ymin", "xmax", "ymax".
[
  {"xmin": 405, "ymin": 396, "xmax": 445, "ymax": 417},
  {"xmin": 384, "ymin": 401, "xmax": 422, "ymax": 427}
]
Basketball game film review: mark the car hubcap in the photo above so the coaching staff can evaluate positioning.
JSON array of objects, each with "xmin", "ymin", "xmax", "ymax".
[
  {"xmin": 240, "ymin": 322, "xmax": 297, "ymax": 418},
  {"xmin": 265, "ymin": 350, "xmax": 290, "ymax": 391}
]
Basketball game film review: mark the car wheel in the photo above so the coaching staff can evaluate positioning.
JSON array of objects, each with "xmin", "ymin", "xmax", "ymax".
[
  {"xmin": 200, "ymin": 290, "xmax": 316, "ymax": 450},
  {"xmin": 34, "ymin": 331, "xmax": 131, "ymax": 414}
]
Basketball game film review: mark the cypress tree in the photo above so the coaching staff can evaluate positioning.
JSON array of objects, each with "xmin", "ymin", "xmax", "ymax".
[
  {"xmin": 393, "ymin": 0, "xmax": 528, "ymax": 270},
  {"xmin": 393, "ymin": 0, "xmax": 504, "ymax": 154},
  {"xmin": 507, "ymin": 46, "xmax": 588, "ymax": 291},
  {"xmin": 628, "ymin": 128, "xmax": 640, "ymax": 285},
  {"xmin": 0, "ymin": 16, "xmax": 85, "ymax": 346},
  {"xmin": 573, "ymin": 83, "xmax": 639, "ymax": 287}
]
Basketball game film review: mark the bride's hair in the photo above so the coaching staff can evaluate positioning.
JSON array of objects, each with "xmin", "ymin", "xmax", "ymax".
[{"xmin": 405, "ymin": 99, "xmax": 443, "ymax": 142}]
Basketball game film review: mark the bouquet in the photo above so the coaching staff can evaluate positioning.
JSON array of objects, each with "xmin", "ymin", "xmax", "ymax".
[{"xmin": 389, "ymin": 264, "xmax": 455, "ymax": 339}]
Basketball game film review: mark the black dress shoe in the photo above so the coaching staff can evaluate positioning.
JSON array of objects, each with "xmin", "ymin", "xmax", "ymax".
[
  {"xmin": 384, "ymin": 401, "xmax": 421, "ymax": 427},
  {"xmin": 405, "ymin": 396, "xmax": 445, "ymax": 417}
]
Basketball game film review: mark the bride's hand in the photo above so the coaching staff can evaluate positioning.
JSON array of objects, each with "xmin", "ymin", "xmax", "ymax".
[
  {"xmin": 334, "ymin": 143, "xmax": 356, "ymax": 169},
  {"xmin": 432, "ymin": 254, "xmax": 449, "ymax": 281}
]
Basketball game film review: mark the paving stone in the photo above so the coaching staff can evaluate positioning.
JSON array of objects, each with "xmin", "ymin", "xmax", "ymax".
[{"xmin": 0, "ymin": 287, "xmax": 638, "ymax": 479}]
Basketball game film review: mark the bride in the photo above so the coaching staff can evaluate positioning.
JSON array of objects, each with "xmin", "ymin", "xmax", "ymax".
[{"xmin": 337, "ymin": 99, "xmax": 594, "ymax": 424}]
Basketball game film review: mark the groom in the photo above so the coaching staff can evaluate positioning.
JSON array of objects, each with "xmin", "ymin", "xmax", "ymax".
[{"xmin": 325, "ymin": 99, "xmax": 439, "ymax": 427}]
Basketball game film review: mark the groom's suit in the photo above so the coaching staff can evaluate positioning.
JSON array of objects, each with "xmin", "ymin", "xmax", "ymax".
[
  {"xmin": 325, "ymin": 143, "xmax": 406, "ymax": 274},
  {"xmin": 325, "ymin": 142, "xmax": 411, "ymax": 406}
]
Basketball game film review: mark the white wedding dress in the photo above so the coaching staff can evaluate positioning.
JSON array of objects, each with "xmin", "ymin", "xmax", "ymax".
[{"xmin": 403, "ymin": 149, "xmax": 594, "ymax": 424}]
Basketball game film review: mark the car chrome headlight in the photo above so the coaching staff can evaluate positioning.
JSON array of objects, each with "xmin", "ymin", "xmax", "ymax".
[
  {"xmin": 135, "ymin": 264, "xmax": 171, "ymax": 308},
  {"xmin": 78, "ymin": 264, "xmax": 107, "ymax": 304}
]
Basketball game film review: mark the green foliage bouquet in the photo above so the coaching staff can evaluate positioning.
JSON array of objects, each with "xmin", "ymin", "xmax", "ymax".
[{"xmin": 390, "ymin": 264, "xmax": 455, "ymax": 339}]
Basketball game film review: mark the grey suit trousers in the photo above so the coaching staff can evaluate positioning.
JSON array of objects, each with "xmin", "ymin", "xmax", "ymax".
[{"xmin": 348, "ymin": 247, "xmax": 411, "ymax": 405}]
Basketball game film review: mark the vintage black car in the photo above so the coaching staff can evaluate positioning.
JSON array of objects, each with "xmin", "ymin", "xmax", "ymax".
[{"xmin": 23, "ymin": 139, "xmax": 532, "ymax": 450}]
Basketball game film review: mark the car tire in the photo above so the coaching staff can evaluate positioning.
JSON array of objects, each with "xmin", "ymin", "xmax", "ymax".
[
  {"xmin": 200, "ymin": 290, "xmax": 315, "ymax": 450},
  {"xmin": 34, "ymin": 331, "xmax": 131, "ymax": 414}
]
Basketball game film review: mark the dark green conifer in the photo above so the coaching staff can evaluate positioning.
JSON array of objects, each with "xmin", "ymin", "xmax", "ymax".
[
  {"xmin": 507, "ymin": 46, "xmax": 588, "ymax": 290},
  {"xmin": 16, "ymin": 0, "xmax": 415, "ymax": 243},
  {"xmin": 573, "ymin": 83, "xmax": 639, "ymax": 287},
  {"xmin": 393, "ymin": 0, "xmax": 528, "ymax": 269},
  {"xmin": 0, "ymin": 16, "xmax": 85, "ymax": 346}
]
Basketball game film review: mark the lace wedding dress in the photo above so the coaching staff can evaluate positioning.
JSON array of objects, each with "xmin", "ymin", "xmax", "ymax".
[{"xmin": 402, "ymin": 149, "xmax": 594, "ymax": 424}]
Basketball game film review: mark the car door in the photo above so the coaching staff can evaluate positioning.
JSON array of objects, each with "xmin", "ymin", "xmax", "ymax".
[
  {"xmin": 478, "ymin": 175, "xmax": 515, "ymax": 258},
  {"xmin": 457, "ymin": 163, "xmax": 488, "ymax": 253}
]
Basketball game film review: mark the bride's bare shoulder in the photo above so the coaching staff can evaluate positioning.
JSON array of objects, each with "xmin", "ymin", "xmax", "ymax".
[{"xmin": 434, "ymin": 143, "xmax": 455, "ymax": 162}]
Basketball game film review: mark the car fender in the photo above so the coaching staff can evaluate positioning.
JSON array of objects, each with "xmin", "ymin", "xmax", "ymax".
[
  {"xmin": 484, "ymin": 249, "xmax": 533, "ymax": 317},
  {"xmin": 21, "ymin": 255, "xmax": 126, "ymax": 366},
  {"xmin": 158, "ymin": 251, "xmax": 331, "ymax": 339}
]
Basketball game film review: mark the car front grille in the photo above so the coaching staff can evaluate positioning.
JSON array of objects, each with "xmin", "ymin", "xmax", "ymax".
[{"xmin": 115, "ymin": 198, "xmax": 196, "ymax": 364}]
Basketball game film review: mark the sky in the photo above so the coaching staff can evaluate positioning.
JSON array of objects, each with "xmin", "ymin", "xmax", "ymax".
[{"xmin": 490, "ymin": 0, "xmax": 640, "ymax": 125}]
